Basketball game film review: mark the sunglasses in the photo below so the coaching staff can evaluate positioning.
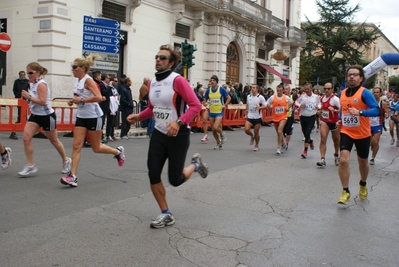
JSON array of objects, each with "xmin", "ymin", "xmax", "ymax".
[
  {"xmin": 113, "ymin": 80, "xmax": 118, "ymax": 82},
  {"xmin": 27, "ymin": 71, "xmax": 36, "ymax": 75},
  {"xmin": 71, "ymin": 65, "xmax": 79, "ymax": 69},
  {"xmin": 155, "ymin": 55, "xmax": 169, "ymax": 60}
]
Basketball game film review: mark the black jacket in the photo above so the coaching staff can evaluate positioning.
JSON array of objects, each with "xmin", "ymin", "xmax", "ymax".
[
  {"xmin": 119, "ymin": 85, "xmax": 133, "ymax": 113},
  {"xmin": 13, "ymin": 78, "xmax": 29, "ymax": 98}
]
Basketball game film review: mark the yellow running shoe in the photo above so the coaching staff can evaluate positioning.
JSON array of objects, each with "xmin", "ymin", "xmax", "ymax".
[
  {"xmin": 359, "ymin": 185, "xmax": 368, "ymax": 200},
  {"xmin": 337, "ymin": 190, "xmax": 350, "ymax": 204}
]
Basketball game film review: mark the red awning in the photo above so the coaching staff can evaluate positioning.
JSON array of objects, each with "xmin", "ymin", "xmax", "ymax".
[{"xmin": 258, "ymin": 63, "xmax": 292, "ymax": 84}]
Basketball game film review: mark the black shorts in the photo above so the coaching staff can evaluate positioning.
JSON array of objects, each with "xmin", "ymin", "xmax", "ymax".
[
  {"xmin": 75, "ymin": 117, "xmax": 102, "ymax": 131},
  {"xmin": 283, "ymin": 116, "xmax": 294, "ymax": 136},
  {"xmin": 321, "ymin": 121, "xmax": 338, "ymax": 131},
  {"xmin": 28, "ymin": 113, "xmax": 56, "ymax": 131},
  {"xmin": 340, "ymin": 133, "xmax": 370, "ymax": 159},
  {"xmin": 246, "ymin": 118, "xmax": 262, "ymax": 125}
]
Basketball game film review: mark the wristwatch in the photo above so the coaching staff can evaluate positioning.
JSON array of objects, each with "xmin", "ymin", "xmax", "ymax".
[
  {"xmin": 359, "ymin": 110, "xmax": 363, "ymax": 116},
  {"xmin": 176, "ymin": 119, "xmax": 183, "ymax": 127},
  {"xmin": 80, "ymin": 97, "xmax": 85, "ymax": 105}
]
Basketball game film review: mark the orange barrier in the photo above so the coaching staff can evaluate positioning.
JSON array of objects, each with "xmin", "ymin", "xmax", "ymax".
[{"xmin": 0, "ymin": 98, "xmax": 77, "ymax": 133}]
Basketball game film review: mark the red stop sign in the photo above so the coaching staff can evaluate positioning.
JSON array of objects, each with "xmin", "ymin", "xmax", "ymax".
[{"xmin": 0, "ymin": 32, "xmax": 12, "ymax": 52}]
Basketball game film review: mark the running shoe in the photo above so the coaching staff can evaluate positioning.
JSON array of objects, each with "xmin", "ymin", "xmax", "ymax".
[
  {"xmin": 370, "ymin": 158, "xmax": 375, "ymax": 165},
  {"xmin": 276, "ymin": 148, "xmax": 281, "ymax": 155},
  {"xmin": 1, "ymin": 147, "xmax": 12, "ymax": 170},
  {"xmin": 250, "ymin": 136, "xmax": 254, "ymax": 145},
  {"xmin": 254, "ymin": 145, "xmax": 259, "ymax": 151},
  {"xmin": 18, "ymin": 165, "xmax": 38, "ymax": 176},
  {"xmin": 390, "ymin": 138, "xmax": 395, "ymax": 145},
  {"xmin": 121, "ymin": 136, "xmax": 129, "ymax": 140},
  {"xmin": 283, "ymin": 144, "xmax": 288, "ymax": 151},
  {"xmin": 220, "ymin": 132, "xmax": 226, "ymax": 144},
  {"xmin": 201, "ymin": 136, "xmax": 209, "ymax": 142},
  {"xmin": 302, "ymin": 137, "xmax": 305, "ymax": 141},
  {"xmin": 301, "ymin": 150, "xmax": 307, "ymax": 158},
  {"xmin": 334, "ymin": 154, "xmax": 340, "ymax": 166},
  {"xmin": 337, "ymin": 190, "xmax": 350, "ymax": 204},
  {"xmin": 359, "ymin": 185, "xmax": 368, "ymax": 200},
  {"xmin": 115, "ymin": 146, "xmax": 125, "ymax": 167},
  {"xmin": 214, "ymin": 143, "xmax": 222, "ymax": 150},
  {"xmin": 150, "ymin": 213, "xmax": 175, "ymax": 229},
  {"xmin": 191, "ymin": 153, "xmax": 209, "ymax": 178},
  {"xmin": 60, "ymin": 173, "xmax": 78, "ymax": 187},
  {"xmin": 309, "ymin": 142, "xmax": 315, "ymax": 150},
  {"xmin": 316, "ymin": 158, "xmax": 326, "ymax": 167},
  {"xmin": 107, "ymin": 136, "xmax": 115, "ymax": 142},
  {"xmin": 62, "ymin": 157, "xmax": 72, "ymax": 174}
]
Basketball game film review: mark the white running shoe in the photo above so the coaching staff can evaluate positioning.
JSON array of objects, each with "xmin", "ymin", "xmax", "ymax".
[
  {"xmin": 1, "ymin": 147, "xmax": 12, "ymax": 170},
  {"xmin": 62, "ymin": 157, "xmax": 72, "ymax": 174},
  {"xmin": 390, "ymin": 138, "xmax": 395, "ymax": 145},
  {"xmin": 276, "ymin": 148, "xmax": 281, "ymax": 155},
  {"xmin": 18, "ymin": 165, "xmax": 38, "ymax": 176},
  {"xmin": 254, "ymin": 145, "xmax": 259, "ymax": 151}
]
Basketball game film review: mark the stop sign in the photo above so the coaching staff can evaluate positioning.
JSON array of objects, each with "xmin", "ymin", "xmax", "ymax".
[{"xmin": 0, "ymin": 32, "xmax": 12, "ymax": 52}]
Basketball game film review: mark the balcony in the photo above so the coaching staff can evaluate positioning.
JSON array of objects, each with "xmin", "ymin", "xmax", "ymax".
[
  {"xmin": 283, "ymin": 26, "xmax": 307, "ymax": 48},
  {"xmin": 193, "ymin": 0, "xmax": 272, "ymax": 29},
  {"xmin": 268, "ymin": 16, "xmax": 286, "ymax": 38}
]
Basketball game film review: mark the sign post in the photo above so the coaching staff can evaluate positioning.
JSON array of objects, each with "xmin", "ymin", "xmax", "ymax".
[{"xmin": 82, "ymin": 16, "xmax": 120, "ymax": 72}]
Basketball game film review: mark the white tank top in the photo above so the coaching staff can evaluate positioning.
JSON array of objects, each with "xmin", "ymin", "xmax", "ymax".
[
  {"xmin": 73, "ymin": 74, "xmax": 103, "ymax": 118},
  {"xmin": 29, "ymin": 79, "xmax": 54, "ymax": 115},
  {"xmin": 149, "ymin": 72, "xmax": 183, "ymax": 135}
]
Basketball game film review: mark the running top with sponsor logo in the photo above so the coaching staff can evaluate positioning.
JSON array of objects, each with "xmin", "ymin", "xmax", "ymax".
[
  {"xmin": 73, "ymin": 74, "xmax": 103, "ymax": 118},
  {"xmin": 266, "ymin": 94, "xmax": 292, "ymax": 122},
  {"xmin": 204, "ymin": 86, "xmax": 229, "ymax": 114},
  {"xmin": 389, "ymin": 100, "xmax": 399, "ymax": 119},
  {"xmin": 246, "ymin": 93, "xmax": 267, "ymax": 119},
  {"xmin": 29, "ymin": 78, "xmax": 54, "ymax": 115},
  {"xmin": 295, "ymin": 92, "xmax": 321, "ymax": 117},
  {"xmin": 339, "ymin": 86, "xmax": 379, "ymax": 139},
  {"xmin": 370, "ymin": 100, "xmax": 385, "ymax": 127},
  {"xmin": 320, "ymin": 94, "xmax": 340, "ymax": 123},
  {"xmin": 139, "ymin": 71, "xmax": 201, "ymax": 135}
]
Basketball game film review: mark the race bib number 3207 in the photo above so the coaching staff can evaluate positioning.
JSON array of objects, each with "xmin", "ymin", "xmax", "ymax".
[{"xmin": 153, "ymin": 106, "xmax": 172, "ymax": 123}]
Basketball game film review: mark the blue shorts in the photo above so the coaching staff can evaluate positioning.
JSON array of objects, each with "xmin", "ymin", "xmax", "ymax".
[
  {"xmin": 208, "ymin": 112, "xmax": 224, "ymax": 119},
  {"xmin": 321, "ymin": 121, "xmax": 338, "ymax": 131},
  {"xmin": 371, "ymin": 125, "xmax": 382, "ymax": 134}
]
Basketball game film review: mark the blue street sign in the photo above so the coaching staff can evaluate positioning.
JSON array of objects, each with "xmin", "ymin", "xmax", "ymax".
[{"xmin": 82, "ymin": 15, "xmax": 120, "ymax": 54}]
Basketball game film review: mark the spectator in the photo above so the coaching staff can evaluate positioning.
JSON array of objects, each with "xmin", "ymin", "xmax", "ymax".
[
  {"xmin": 106, "ymin": 77, "xmax": 120, "ymax": 141},
  {"xmin": 139, "ymin": 77, "xmax": 151, "ymax": 128},
  {"xmin": 119, "ymin": 77, "xmax": 134, "ymax": 140},
  {"xmin": 93, "ymin": 71, "xmax": 111, "ymax": 143},
  {"xmin": 10, "ymin": 71, "xmax": 29, "ymax": 139}
]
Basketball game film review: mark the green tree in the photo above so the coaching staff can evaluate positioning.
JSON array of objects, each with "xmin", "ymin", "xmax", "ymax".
[{"xmin": 300, "ymin": 0, "xmax": 379, "ymax": 90}]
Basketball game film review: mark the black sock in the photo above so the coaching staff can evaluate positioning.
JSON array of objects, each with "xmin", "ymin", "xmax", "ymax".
[
  {"xmin": 359, "ymin": 181, "xmax": 367, "ymax": 187},
  {"xmin": 304, "ymin": 147, "xmax": 308, "ymax": 151},
  {"xmin": 344, "ymin": 188, "xmax": 350, "ymax": 193}
]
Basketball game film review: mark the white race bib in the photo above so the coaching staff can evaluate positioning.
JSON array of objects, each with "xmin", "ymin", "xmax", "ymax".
[
  {"xmin": 249, "ymin": 106, "xmax": 257, "ymax": 113},
  {"xmin": 275, "ymin": 106, "xmax": 284, "ymax": 114},
  {"xmin": 153, "ymin": 106, "xmax": 172, "ymax": 124},
  {"xmin": 305, "ymin": 103, "xmax": 314, "ymax": 111},
  {"xmin": 370, "ymin": 116, "xmax": 379, "ymax": 127},
  {"xmin": 210, "ymin": 98, "xmax": 221, "ymax": 105},
  {"xmin": 321, "ymin": 110, "xmax": 330, "ymax": 119},
  {"xmin": 342, "ymin": 114, "xmax": 360, "ymax": 127}
]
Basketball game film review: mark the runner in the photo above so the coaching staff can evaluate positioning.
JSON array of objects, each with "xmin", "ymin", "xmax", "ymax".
[
  {"xmin": 316, "ymin": 82, "xmax": 340, "ymax": 167},
  {"xmin": 388, "ymin": 94, "xmax": 399, "ymax": 146},
  {"xmin": 295, "ymin": 83, "xmax": 321, "ymax": 158},
  {"xmin": 282, "ymin": 85, "xmax": 296, "ymax": 151},
  {"xmin": 369, "ymin": 87, "xmax": 388, "ymax": 165},
  {"xmin": 244, "ymin": 84, "xmax": 267, "ymax": 151},
  {"xmin": 337, "ymin": 65, "xmax": 379, "ymax": 204},
  {"xmin": 266, "ymin": 84, "xmax": 292, "ymax": 155},
  {"xmin": 202, "ymin": 75, "xmax": 231, "ymax": 150}
]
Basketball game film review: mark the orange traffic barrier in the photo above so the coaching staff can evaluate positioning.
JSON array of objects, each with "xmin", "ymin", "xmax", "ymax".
[
  {"xmin": 0, "ymin": 98, "xmax": 77, "ymax": 133},
  {"xmin": 223, "ymin": 104, "xmax": 246, "ymax": 126}
]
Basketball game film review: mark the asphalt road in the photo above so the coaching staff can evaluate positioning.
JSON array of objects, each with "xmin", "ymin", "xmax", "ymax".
[{"xmin": 0, "ymin": 123, "xmax": 398, "ymax": 267}]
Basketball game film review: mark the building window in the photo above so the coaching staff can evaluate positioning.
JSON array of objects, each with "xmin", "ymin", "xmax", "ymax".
[
  {"xmin": 102, "ymin": 1, "xmax": 126, "ymax": 22},
  {"xmin": 258, "ymin": 49, "xmax": 266, "ymax": 59},
  {"xmin": 175, "ymin": 23, "xmax": 190, "ymax": 39}
]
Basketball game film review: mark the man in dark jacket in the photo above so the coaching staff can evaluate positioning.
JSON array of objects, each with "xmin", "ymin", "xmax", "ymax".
[
  {"xmin": 119, "ymin": 77, "xmax": 134, "ymax": 139},
  {"xmin": 10, "ymin": 71, "xmax": 29, "ymax": 139}
]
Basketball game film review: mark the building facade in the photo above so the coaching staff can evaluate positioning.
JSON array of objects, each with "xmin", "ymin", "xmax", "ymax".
[{"xmin": 0, "ymin": 0, "xmax": 306, "ymax": 99}]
